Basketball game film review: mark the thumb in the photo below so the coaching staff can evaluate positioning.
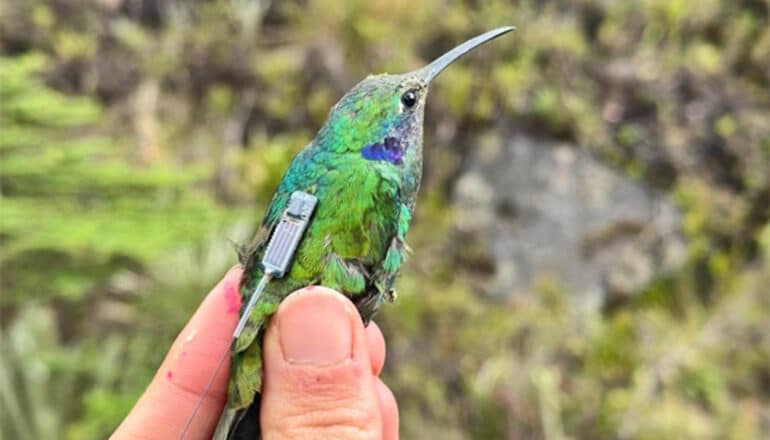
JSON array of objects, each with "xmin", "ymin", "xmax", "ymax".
[{"xmin": 260, "ymin": 287, "xmax": 383, "ymax": 439}]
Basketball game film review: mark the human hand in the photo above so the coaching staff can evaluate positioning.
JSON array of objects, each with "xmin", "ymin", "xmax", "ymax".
[{"xmin": 113, "ymin": 266, "xmax": 398, "ymax": 439}]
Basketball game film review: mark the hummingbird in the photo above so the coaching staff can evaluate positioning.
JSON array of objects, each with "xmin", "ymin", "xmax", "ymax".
[{"xmin": 213, "ymin": 26, "xmax": 514, "ymax": 439}]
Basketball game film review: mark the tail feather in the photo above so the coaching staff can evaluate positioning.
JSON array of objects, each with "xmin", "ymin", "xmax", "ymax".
[{"xmin": 213, "ymin": 395, "xmax": 262, "ymax": 440}]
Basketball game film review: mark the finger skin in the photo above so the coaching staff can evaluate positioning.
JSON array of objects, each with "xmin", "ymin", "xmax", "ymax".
[
  {"xmin": 365, "ymin": 321, "xmax": 386, "ymax": 376},
  {"xmin": 376, "ymin": 379, "xmax": 399, "ymax": 440},
  {"xmin": 112, "ymin": 266, "xmax": 243, "ymax": 440},
  {"xmin": 114, "ymin": 279, "xmax": 399, "ymax": 440},
  {"xmin": 260, "ymin": 287, "xmax": 384, "ymax": 439}
]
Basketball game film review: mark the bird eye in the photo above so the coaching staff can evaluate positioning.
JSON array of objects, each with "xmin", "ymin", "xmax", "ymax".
[{"xmin": 401, "ymin": 89, "xmax": 418, "ymax": 108}]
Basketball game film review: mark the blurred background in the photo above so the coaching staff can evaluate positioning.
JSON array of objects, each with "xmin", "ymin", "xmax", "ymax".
[{"xmin": 1, "ymin": 0, "xmax": 769, "ymax": 438}]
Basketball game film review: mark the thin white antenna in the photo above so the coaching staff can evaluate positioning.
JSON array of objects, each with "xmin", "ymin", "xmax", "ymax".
[{"xmin": 179, "ymin": 191, "xmax": 318, "ymax": 439}]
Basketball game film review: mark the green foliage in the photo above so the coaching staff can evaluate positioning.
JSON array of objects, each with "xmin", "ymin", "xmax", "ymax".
[
  {"xmin": 1, "ymin": 0, "xmax": 769, "ymax": 438},
  {"xmin": 0, "ymin": 52, "xmax": 246, "ymax": 438},
  {"xmin": 0, "ymin": 54, "xmax": 237, "ymax": 305}
]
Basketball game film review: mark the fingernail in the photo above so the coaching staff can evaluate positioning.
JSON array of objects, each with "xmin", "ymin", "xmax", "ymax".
[{"xmin": 278, "ymin": 290, "xmax": 353, "ymax": 365}]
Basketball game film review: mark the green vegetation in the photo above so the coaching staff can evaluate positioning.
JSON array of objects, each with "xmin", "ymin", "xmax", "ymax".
[{"xmin": 1, "ymin": 0, "xmax": 769, "ymax": 438}]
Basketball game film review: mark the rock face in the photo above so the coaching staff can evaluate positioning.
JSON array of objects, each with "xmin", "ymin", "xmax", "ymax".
[{"xmin": 452, "ymin": 133, "xmax": 686, "ymax": 310}]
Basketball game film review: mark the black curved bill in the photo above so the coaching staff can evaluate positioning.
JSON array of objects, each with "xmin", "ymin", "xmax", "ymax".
[{"xmin": 418, "ymin": 26, "xmax": 515, "ymax": 82}]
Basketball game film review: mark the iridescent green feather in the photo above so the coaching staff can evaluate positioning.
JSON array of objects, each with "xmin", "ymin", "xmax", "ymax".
[
  {"xmin": 216, "ymin": 27, "xmax": 514, "ymax": 439},
  {"xmin": 217, "ymin": 73, "xmax": 423, "ymax": 439}
]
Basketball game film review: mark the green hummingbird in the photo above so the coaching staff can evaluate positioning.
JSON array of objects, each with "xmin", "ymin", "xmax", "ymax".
[{"xmin": 214, "ymin": 26, "xmax": 514, "ymax": 439}]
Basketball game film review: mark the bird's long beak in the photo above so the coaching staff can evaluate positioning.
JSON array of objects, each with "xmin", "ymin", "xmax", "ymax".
[{"xmin": 417, "ymin": 26, "xmax": 515, "ymax": 83}]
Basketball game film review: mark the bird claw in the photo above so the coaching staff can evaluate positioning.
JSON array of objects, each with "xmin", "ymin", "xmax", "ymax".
[{"xmin": 385, "ymin": 288, "xmax": 398, "ymax": 302}]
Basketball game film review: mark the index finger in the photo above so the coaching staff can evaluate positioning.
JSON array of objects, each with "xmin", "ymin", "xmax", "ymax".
[{"xmin": 112, "ymin": 266, "xmax": 243, "ymax": 440}]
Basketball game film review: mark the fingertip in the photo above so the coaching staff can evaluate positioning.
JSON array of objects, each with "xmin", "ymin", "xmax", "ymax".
[
  {"xmin": 200, "ymin": 264, "xmax": 243, "ymax": 325},
  {"xmin": 275, "ymin": 288, "xmax": 356, "ymax": 366},
  {"xmin": 260, "ymin": 287, "xmax": 382, "ymax": 438},
  {"xmin": 365, "ymin": 321, "xmax": 386, "ymax": 376},
  {"xmin": 376, "ymin": 379, "xmax": 399, "ymax": 440},
  {"xmin": 223, "ymin": 264, "xmax": 244, "ymax": 279},
  {"xmin": 114, "ymin": 267, "xmax": 244, "ymax": 439},
  {"xmin": 162, "ymin": 265, "xmax": 243, "ymax": 399},
  {"xmin": 284, "ymin": 285, "xmax": 357, "ymax": 309}
]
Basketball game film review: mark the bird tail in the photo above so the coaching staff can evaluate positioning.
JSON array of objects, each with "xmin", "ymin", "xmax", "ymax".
[{"xmin": 213, "ymin": 394, "xmax": 262, "ymax": 440}]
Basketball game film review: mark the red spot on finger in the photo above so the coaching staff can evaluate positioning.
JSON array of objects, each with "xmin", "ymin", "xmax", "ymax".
[
  {"xmin": 223, "ymin": 282, "xmax": 241, "ymax": 313},
  {"xmin": 306, "ymin": 285, "xmax": 316, "ymax": 291},
  {"xmin": 166, "ymin": 370, "xmax": 174, "ymax": 380}
]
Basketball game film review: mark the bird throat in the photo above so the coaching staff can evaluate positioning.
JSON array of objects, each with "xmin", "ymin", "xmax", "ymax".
[{"xmin": 361, "ymin": 136, "xmax": 405, "ymax": 165}]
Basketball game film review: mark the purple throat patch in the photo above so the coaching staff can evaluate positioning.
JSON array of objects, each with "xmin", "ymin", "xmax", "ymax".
[{"xmin": 361, "ymin": 136, "xmax": 404, "ymax": 165}]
